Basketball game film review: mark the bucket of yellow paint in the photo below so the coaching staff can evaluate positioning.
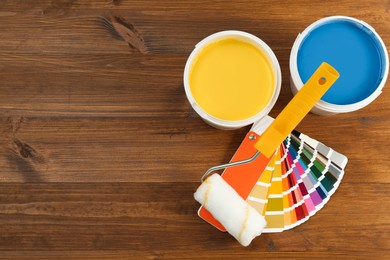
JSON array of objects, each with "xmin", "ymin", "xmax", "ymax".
[{"xmin": 184, "ymin": 31, "xmax": 282, "ymax": 130}]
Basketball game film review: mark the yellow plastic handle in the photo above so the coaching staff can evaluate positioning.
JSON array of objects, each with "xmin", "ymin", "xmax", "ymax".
[{"xmin": 254, "ymin": 62, "xmax": 339, "ymax": 158}]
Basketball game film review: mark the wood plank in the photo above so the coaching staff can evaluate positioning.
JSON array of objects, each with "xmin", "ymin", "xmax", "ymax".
[
  {"xmin": 0, "ymin": 0, "xmax": 389, "ymax": 258},
  {"xmin": 0, "ymin": 183, "xmax": 388, "ymax": 256},
  {"xmin": 0, "ymin": 53, "xmax": 187, "ymax": 115},
  {"xmin": 0, "ymin": 1, "xmax": 388, "ymax": 55},
  {"xmin": 1, "ymin": 251, "xmax": 386, "ymax": 259},
  {"xmin": 0, "ymin": 115, "xmax": 389, "ymax": 183}
]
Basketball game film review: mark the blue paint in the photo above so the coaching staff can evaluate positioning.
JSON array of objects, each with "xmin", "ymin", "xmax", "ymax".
[{"xmin": 297, "ymin": 19, "xmax": 386, "ymax": 105}]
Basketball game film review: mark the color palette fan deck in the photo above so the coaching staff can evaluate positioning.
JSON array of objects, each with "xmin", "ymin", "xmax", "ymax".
[
  {"xmin": 198, "ymin": 118, "xmax": 348, "ymax": 232},
  {"xmin": 247, "ymin": 130, "xmax": 347, "ymax": 232}
]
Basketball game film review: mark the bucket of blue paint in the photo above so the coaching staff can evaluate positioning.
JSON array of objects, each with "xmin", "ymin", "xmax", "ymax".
[{"xmin": 290, "ymin": 16, "xmax": 389, "ymax": 115}]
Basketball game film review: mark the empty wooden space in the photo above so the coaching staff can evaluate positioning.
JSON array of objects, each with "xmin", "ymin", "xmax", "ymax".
[{"xmin": 0, "ymin": 1, "xmax": 389, "ymax": 259}]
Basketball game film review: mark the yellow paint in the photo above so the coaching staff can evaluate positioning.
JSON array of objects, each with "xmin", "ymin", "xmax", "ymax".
[{"xmin": 189, "ymin": 38, "xmax": 275, "ymax": 121}]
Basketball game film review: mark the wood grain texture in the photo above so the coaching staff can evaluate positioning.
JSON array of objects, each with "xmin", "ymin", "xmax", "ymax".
[{"xmin": 0, "ymin": 0, "xmax": 389, "ymax": 259}]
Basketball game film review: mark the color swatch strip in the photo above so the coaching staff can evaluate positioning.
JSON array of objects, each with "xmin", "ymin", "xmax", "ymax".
[{"xmin": 247, "ymin": 131, "xmax": 348, "ymax": 232}]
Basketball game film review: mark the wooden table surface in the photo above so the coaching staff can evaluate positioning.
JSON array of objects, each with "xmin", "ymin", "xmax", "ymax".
[{"xmin": 0, "ymin": 1, "xmax": 389, "ymax": 259}]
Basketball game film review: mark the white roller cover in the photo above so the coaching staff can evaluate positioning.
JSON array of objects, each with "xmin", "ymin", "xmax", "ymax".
[{"xmin": 194, "ymin": 174, "xmax": 266, "ymax": 246}]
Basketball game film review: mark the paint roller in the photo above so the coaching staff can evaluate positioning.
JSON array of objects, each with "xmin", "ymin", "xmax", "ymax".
[{"xmin": 194, "ymin": 62, "xmax": 340, "ymax": 246}]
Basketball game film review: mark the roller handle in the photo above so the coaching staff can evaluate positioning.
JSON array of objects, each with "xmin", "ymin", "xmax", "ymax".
[{"xmin": 254, "ymin": 62, "xmax": 339, "ymax": 158}]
